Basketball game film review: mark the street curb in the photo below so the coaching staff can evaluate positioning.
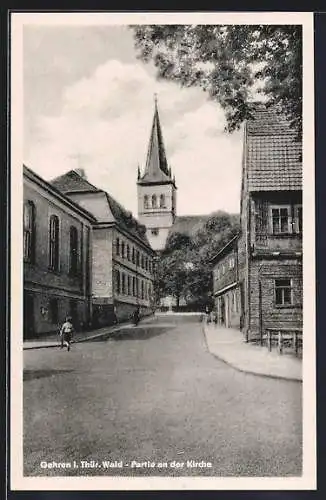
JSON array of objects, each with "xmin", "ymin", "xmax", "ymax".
[
  {"xmin": 23, "ymin": 323, "xmax": 134, "ymax": 351},
  {"xmin": 202, "ymin": 326, "xmax": 302, "ymax": 383}
]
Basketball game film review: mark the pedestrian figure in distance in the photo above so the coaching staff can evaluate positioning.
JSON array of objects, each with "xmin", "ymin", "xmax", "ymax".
[{"xmin": 59, "ymin": 315, "xmax": 74, "ymax": 351}]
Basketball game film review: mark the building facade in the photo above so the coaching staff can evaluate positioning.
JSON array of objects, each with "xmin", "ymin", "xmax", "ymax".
[
  {"xmin": 211, "ymin": 235, "xmax": 241, "ymax": 329},
  {"xmin": 23, "ymin": 166, "xmax": 95, "ymax": 339},
  {"xmin": 51, "ymin": 169, "xmax": 155, "ymax": 326},
  {"xmin": 211, "ymin": 105, "xmax": 303, "ymax": 343},
  {"xmin": 238, "ymin": 105, "xmax": 303, "ymax": 342}
]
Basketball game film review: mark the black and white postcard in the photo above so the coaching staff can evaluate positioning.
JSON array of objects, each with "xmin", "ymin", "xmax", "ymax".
[{"xmin": 10, "ymin": 11, "xmax": 316, "ymax": 491}]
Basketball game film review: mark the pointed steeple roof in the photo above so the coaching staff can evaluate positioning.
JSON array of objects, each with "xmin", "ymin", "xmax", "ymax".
[{"xmin": 138, "ymin": 96, "xmax": 173, "ymax": 185}]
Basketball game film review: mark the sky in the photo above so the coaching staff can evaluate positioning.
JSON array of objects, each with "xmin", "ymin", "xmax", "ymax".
[{"xmin": 23, "ymin": 24, "xmax": 243, "ymax": 216}]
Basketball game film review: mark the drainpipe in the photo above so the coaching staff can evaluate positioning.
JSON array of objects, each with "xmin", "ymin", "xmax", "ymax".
[{"xmin": 258, "ymin": 263, "xmax": 264, "ymax": 346}]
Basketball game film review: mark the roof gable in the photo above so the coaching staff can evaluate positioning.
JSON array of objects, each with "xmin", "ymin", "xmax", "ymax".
[
  {"xmin": 51, "ymin": 170, "xmax": 99, "ymax": 193},
  {"xmin": 50, "ymin": 169, "xmax": 151, "ymax": 247}
]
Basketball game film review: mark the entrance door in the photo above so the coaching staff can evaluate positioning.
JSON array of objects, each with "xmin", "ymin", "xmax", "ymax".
[{"xmin": 23, "ymin": 294, "xmax": 34, "ymax": 339}]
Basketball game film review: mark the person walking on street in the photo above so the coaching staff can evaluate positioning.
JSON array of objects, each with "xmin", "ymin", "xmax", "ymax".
[{"xmin": 59, "ymin": 316, "xmax": 74, "ymax": 351}]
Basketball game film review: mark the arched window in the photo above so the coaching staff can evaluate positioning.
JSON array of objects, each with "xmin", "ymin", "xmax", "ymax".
[
  {"xmin": 160, "ymin": 194, "xmax": 166, "ymax": 208},
  {"xmin": 69, "ymin": 226, "xmax": 78, "ymax": 275},
  {"xmin": 115, "ymin": 270, "xmax": 121, "ymax": 294},
  {"xmin": 49, "ymin": 215, "xmax": 59, "ymax": 271},
  {"xmin": 152, "ymin": 194, "xmax": 157, "ymax": 208},
  {"xmin": 144, "ymin": 195, "xmax": 149, "ymax": 209},
  {"xmin": 126, "ymin": 244, "xmax": 130, "ymax": 261},
  {"xmin": 23, "ymin": 201, "xmax": 36, "ymax": 263},
  {"xmin": 116, "ymin": 238, "xmax": 120, "ymax": 256},
  {"xmin": 121, "ymin": 241, "xmax": 125, "ymax": 258}
]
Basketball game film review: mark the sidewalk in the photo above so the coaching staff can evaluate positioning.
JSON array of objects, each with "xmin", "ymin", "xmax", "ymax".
[
  {"xmin": 203, "ymin": 323, "xmax": 302, "ymax": 382},
  {"xmin": 23, "ymin": 322, "xmax": 134, "ymax": 350}
]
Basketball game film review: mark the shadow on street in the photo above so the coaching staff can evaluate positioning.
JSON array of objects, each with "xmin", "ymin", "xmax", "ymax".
[
  {"xmin": 23, "ymin": 368, "xmax": 74, "ymax": 382},
  {"xmin": 91, "ymin": 326, "xmax": 173, "ymax": 342}
]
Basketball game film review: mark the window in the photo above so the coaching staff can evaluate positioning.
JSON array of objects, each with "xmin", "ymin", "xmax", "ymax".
[
  {"xmin": 115, "ymin": 270, "xmax": 121, "ymax": 294},
  {"xmin": 121, "ymin": 241, "xmax": 125, "ymax": 258},
  {"xmin": 141, "ymin": 281, "xmax": 144, "ymax": 299},
  {"xmin": 141, "ymin": 254, "xmax": 145, "ymax": 268},
  {"xmin": 136, "ymin": 277, "xmax": 139, "ymax": 297},
  {"xmin": 136, "ymin": 250, "xmax": 140, "ymax": 266},
  {"xmin": 160, "ymin": 194, "xmax": 166, "ymax": 208},
  {"xmin": 144, "ymin": 195, "xmax": 149, "ymax": 209},
  {"xmin": 49, "ymin": 298, "xmax": 59, "ymax": 324},
  {"xmin": 49, "ymin": 215, "xmax": 59, "ymax": 271},
  {"xmin": 122, "ymin": 273, "xmax": 126, "ymax": 294},
  {"xmin": 151, "ymin": 228, "xmax": 159, "ymax": 236},
  {"xmin": 275, "ymin": 278, "xmax": 293, "ymax": 306},
  {"xmin": 132, "ymin": 247, "xmax": 135, "ymax": 263},
  {"xmin": 294, "ymin": 205, "xmax": 302, "ymax": 233},
  {"xmin": 116, "ymin": 238, "xmax": 120, "ymax": 256},
  {"xmin": 69, "ymin": 226, "xmax": 79, "ymax": 275},
  {"xmin": 152, "ymin": 194, "xmax": 157, "ymax": 208},
  {"xmin": 132, "ymin": 276, "xmax": 136, "ymax": 296},
  {"xmin": 270, "ymin": 206, "xmax": 291, "ymax": 234},
  {"xmin": 23, "ymin": 201, "xmax": 36, "ymax": 263},
  {"xmin": 126, "ymin": 244, "xmax": 130, "ymax": 261},
  {"xmin": 145, "ymin": 257, "xmax": 148, "ymax": 271}
]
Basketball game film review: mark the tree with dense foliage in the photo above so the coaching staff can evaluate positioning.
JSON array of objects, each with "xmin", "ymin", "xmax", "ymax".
[
  {"xmin": 130, "ymin": 25, "xmax": 302, "ymax": 133},
  {"xmin": 155, "ymin": 212, "xmax": 240, "ymax": 310}
]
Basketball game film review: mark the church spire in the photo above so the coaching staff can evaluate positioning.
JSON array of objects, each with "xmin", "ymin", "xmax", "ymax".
[{"xmin": 138, "ymin": 95, "xmax": 171, "ymax": 184}]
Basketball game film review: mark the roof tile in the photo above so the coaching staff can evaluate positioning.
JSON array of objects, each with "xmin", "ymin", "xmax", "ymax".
[{"xmin": 246, "ymin": 107, "xmax": 302, "ymax": 192}]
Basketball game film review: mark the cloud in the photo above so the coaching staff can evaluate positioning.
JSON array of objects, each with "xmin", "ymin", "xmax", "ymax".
[{"xmin": 25, "ymin": 58, "xmax": 242, "ymax": 216}]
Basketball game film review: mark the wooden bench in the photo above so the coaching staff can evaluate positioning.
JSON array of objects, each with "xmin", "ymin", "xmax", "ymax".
[{"xmin": 265, "ymin": 328, "xmax": 303, "ymax": 356}]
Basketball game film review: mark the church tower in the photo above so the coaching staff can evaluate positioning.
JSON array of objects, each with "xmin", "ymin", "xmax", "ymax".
[{"xmin": 137, "ymin": 97, "xmax": 177, "ymax": 251}]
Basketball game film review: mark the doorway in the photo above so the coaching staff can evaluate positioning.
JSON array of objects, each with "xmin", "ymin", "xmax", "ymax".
[{"xmin": 23, "ymin": 293, "xmax": 35, "ymax": 339}]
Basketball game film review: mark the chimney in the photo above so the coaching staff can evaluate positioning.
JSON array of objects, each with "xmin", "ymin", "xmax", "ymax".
[{"xmin": 74, "ymin": 168, "xmax": 86, "ymax": 179}]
